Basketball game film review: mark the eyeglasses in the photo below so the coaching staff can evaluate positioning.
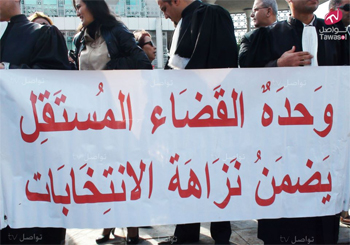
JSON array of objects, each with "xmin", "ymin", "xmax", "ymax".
[
  {"xmin": 251, "ymin": 7, "xmax": 268, "ymax": 15},
  {"xmin": 339, "ymin": 3, "xmax": 350, "ymax": 11},
  {"xmin": 141, "ymin": 41, "xmax": 154, "ymax": 48}
]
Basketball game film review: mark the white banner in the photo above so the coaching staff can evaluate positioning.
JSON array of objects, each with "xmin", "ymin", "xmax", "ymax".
[{"xmin": 0, "ymin": 67, "xmax": 349, "ymax": 229}]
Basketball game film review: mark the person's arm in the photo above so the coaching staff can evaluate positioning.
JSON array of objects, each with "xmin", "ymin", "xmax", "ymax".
[
  {"xmin": 105, "ymin": 25, "xmax": 152, "ymax": 70},
  {"xmin": 238, "ymin": 34, "xmax": 251, "ymax": 68},
  {"xmin": 9, "ymin": 25, "xmax": 71, "ymax": 70},
  {"xmin": 185, "ymin": 5, "xmax": 238, "ymax": 69},
  {"xmin": 266, "ymin": 46, "xmax": 313, "ymax": 67},
  {"xmin": 342, "ymin": 31, "xmax": 350, "ymax": 65},
  {"xmin": 0, "ymin": 62, "xmax": 9, "ymax": 69},
  {"xmin": 237, "ymin": 27, "xmax": 272, "ymax": 68}
]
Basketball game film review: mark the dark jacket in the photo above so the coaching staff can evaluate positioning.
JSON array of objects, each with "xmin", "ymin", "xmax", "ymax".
[
  {"xmin": 238, "ymin": 29, "xmax": 261, "ymax": 68},
  {"xmin": 0, "ymin": 14, "xmax": 70, "ymax": 70},
  {"xmin": 166, "ymin": 0, "xmax": 238, "ymax": 69},
  {"xmin": 239, "ymin": 22, "xmax": 277, "ymax": 68},
  {"xmin": 240, "ymin": 16, "xmax": 347, "ymax": 67},
  {"xmin": 74, "ymin": 22, "xmax": 152, "ymax": 70},
  {"xmin": 333, "ymin": 21, "xmax": 350, "ymax": 65}
]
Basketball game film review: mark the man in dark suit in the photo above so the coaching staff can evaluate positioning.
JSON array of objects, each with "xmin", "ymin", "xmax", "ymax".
[
  {"xmin": 329, "ymin": 0, "xmax": 350, "ymax": 27},
  {"xmin": 0, "ymin": 0, "xmax": 69, "ymax": 243},
  {"xmin": 159, "ymin": 0, "xmax": 238, "ymax": 70},
  {"xmin": 239, "ymin": 0, "xmax": 278, "ymax": 67},
  {"xmin": 329, "ymin": 0, "xmax": 350, "ymax": 65},
  {"xmin": 242, "ymin": 0, "xmax": 346, "ymax": 68},
  {"xmin": 329, "ymin": 0, "xmax": 350, "ymax": 225},
  {"xmin": 156, "ymin": 0, "xmax": 238, "ymax": 243},
  {"xmin": 241, "ymin": 0, "xmax": 346, "ymax": 243},
  {"xmin": 0, "ymin": 0, "xmax": 70, "ymax": 69}
]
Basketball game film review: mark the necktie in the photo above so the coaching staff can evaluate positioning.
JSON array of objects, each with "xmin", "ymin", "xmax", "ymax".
[
  {"xmin": 302, "ymin": 26, "xmax": 318, "ymax": 66},
  {"xmin": 0, "ymin": 21, "xmax": 9, "ymax": 40}
]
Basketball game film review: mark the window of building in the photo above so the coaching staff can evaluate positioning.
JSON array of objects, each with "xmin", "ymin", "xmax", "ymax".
[
  {"xmin": 24, "ymin": 0, "xmax": 37, "ymax": 4},
  {"xmin": 43, "ymin": 0, "xmax": 57, "ymax": 4}
]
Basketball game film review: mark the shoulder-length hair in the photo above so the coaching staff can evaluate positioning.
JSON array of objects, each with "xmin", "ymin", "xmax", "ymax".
[{"xmin": 72, "ymin": 0, "xmax": 119, "ymax": 27}]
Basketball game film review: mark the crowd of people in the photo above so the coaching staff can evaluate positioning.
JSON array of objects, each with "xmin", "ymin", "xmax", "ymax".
[{"xmin": 0, "ymin": 0, "xmax": 349, "ymax": 244}]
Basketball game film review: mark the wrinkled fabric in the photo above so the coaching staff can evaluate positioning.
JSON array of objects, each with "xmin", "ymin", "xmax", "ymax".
[
  {"xmin": 74, "ymin": 21, "xmax": 151, "ymax": 70},
  {"xmin": 169, "ymin": 1, "xmax": 238, "ymax": 69},
  {"xmin": 0, "ymin": 15, "xmax": 70, "ymax": 70},
  {"xmin": 168, "ymin": 19, "xmax": 190, "ymax": 69},
  {"xmin": 239, "ymin": 16, "xmax": 347, "ymax": 67},
  {"xmin": 302, "ymin": 26, "xmax": 318, "ymax": 66},
  {"xmin": 239, "ymin": 28, "xmax": 267, "ymax": 68},
  {"xmin": 0, "ymin": 21, "xmax": 8, "ymax": 39},
  {"xmin": 79, "ymin": 28, "xmax": 110, "ymax": 70}
]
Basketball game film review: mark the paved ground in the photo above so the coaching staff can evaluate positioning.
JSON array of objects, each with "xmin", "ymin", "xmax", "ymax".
[{"xmin": 65, "ymin": 220, "xmax": 350, "ymax": 245}]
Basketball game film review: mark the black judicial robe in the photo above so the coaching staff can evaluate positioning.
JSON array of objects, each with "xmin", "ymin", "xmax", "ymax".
[
  {"xmin": 0, "ymin": 14, "xmax": 69, "ymax": 244},
  {"xmin": 240, "ymin": 16, "xmax": 347, "ymax": 67},
  {"xmin": 0, "ymin": 14, "xmax": 70, "ymax": 69},
  {"xmin": 333, "ymin": 21, "xmax": 350, "ymax": 65},
  {"xmin": 171, "ymin": 0, "xmax": 238, "ymax": 69},
  {"xmin": 170, "ymin": 2, "xmax": 236, "ymax": 244},
  {"xmin": 242, "ymin": 15, "xmax": 345, "ymax": 245},
  {"xmin": 238, "ymin": 29, "xmax": 262, "ymax": 68},
  {"xmin": 238, "ymin": 22, "xmax": 278, "ymax": 68}
]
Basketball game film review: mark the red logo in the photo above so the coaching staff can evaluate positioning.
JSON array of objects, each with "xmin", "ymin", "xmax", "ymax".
[{"xmin": 325, "ymin": 9, "xmax": 343, "ymax": 25}]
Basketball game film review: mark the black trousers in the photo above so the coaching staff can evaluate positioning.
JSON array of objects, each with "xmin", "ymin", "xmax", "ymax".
[
  {"xmin": 174, "ymin": 221, "xmax": 231, "ymax": 244},
  {"xmin": 258, "ymin": 214, "xmax": 340, "ymax": 244}
]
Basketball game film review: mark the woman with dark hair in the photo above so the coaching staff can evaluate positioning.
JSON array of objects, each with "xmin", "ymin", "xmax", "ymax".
[
  {"xmin": 71, "ymin": 0, "xmax": 150, "ymax": 243},
  {"xmin": 71, "ymin": 0, "xmax": 151, "ymax": 70}
]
